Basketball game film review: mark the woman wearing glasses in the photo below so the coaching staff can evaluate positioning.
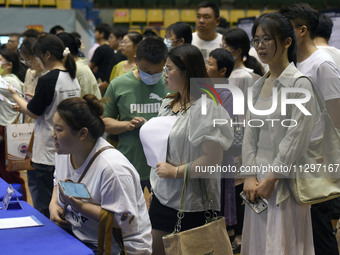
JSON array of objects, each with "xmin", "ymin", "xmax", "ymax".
[
  {"xmin": 241, "ymin": 13, "xmax": 316, "ymax": 255},
  {"xmin": 141, "ymin": 44, "xmax": 233, "ymax": 254},
  {"xmin": 109, "ymin": 32, "xmax": 143, "ymax": 82}
]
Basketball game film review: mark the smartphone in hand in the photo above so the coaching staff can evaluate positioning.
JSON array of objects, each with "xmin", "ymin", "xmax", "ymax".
[
  {"xmin": 240, "ymin": 191, "xmax": 268, "ymax": 214},
  {"xmin": 59, "ymin": 181, "xmax": 91, "ymax": 199}
]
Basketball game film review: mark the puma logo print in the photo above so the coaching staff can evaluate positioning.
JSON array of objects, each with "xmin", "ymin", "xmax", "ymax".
[{"xmin": 149, "ymin": 93, "xmax": 163, "ymax": 101}]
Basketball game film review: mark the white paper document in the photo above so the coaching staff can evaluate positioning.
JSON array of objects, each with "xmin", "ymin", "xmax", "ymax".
[
  {"xmin": 140, "ymin": 116, "xmax": 178, "ymax": 168},
  {"xmin": 0, "ymin": 76, "xmax": 26, "ymax": 98},
  {"xmin": 0, "ymin": 215, "xmax": 43, "ymax": 229}
]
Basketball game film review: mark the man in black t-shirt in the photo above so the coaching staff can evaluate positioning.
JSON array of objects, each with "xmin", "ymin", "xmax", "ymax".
[
  {"xmin": 89, "ymin": 23, "xmax": 115, "ymax": 94},
  {"xmin": 109, "ymin": 26, "xmax": 128, "ymax": 68}
]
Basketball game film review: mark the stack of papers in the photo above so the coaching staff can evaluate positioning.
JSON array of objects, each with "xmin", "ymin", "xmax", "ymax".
[{"xmin": 0, "ymin": 216, "xmax": 44, "ymax": 229}]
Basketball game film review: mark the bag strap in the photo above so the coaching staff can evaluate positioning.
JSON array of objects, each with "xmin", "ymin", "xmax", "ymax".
[
  {"xmin": 98, "ymin": 209, "xmax": 127, "ymax": 255},
  {"xmin": 178, "ymin": 163, "xmax": 191, "ymax": 213},
  {"xmin": 77, "ymin": 145, "xmax": 114, "ymax": 183},
  {"xmin": 62, "ymin": 145, "xmax": 114, "ymax": 219},
  {"xmin": 174, "ymin": 163, "xmax": 191, "ymax": 233},
  {"xmin": 175, "ymin": 163, "xmax": 214, "ymax": 233},
  {"xmin": 295, "ymin": 75, "xmax": 339, "ymax": 136},
  {"xmin": 294, "ymin": 76, "xmax": 326, "ymax": 113},
  {"xmin": 13, "ymin": 108, "xmax": 21, "ymax": 125}
]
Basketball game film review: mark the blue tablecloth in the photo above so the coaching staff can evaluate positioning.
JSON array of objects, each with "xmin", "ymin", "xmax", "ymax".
[
  {"xmin": 0, "ymin": 201, "xmax": 94, "ymax": 255},
  {"xmin": 0, "ymin": 177, "xmax": 24, "ymax": 201}
]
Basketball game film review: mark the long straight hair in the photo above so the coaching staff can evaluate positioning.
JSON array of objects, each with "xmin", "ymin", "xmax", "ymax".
[
  {"xmin": 166, "ymin": 44, "xmax": 209, "ymax": 111},
  {"xmin": 252, "ymin": 12, "xmax": 297, "ymax": 65}
]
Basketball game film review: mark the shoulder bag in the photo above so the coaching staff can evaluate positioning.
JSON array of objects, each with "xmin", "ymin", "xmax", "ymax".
[
  {"xmin": 289, "ymin": 76, "xmax": 340, "ymax": 204},
  {"xmin": 162, "ymin": 164, "xmax": 233, "ymax": 255}
]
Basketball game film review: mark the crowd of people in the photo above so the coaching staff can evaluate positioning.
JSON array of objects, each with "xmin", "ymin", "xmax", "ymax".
[{"xmin": 0, "ymin": 1, "xmax": 339, "ymax": 255}]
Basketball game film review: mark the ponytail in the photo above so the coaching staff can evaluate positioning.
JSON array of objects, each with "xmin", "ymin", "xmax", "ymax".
[
  {"xmin": 64, "ymin": 53, "xmax": 76, "ymax": 79},
  {"xmin": 244, "ymin": 55, "xmax": 264, "ymax": 76},
  {"xmin": 33, "ymin": 34, "xmax": 77, "ymax": 79}
]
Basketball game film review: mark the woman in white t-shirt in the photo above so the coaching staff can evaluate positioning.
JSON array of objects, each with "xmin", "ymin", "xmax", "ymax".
[
  {"xmin": 50, "ymin": 95, "xmax": 152, "ymax": 254},
  {"xmin": 8, "ymin": 34, "xmax": 81, "ymax": 217}
]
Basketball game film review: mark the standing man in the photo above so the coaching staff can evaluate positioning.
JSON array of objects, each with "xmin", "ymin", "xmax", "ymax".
[
  {"xmin": 103, "ymin": 38, "xmax": 168, "ymax": 192},
  {"xmin": 6, "ymin": 33, "xmax": 20, "ymax": 53},
  {"xmin": 108, "ymin": 26, "xmax": 127, "ymax": 67},
  {"xmin": 314, "ymin": 13, "xmax": 340, "ymax": 68},
  {"xmin": 192, "ymin": 1, "xmax": 221, "ymax": 63},
  {"xmin": 281, "ymin": 4, "xmax": 340, "ymax": 255},
  {"xmin": 88, "ymin": 23, "xmax": 115, "ymax": 95}
]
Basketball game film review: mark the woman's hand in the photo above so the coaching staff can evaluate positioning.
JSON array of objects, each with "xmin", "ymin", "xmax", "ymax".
[
  {"xmin": 7, "ymin": 83, "xmax": 17, "ymax": 95},
  {"xmin": 49, "ymin": 201, "xmax": 70, "ymax": 228},
  {"xmin": 255, "ymin": 178, "xmax": 278, "ymax": 200},
  {"xmin": 156, "ymin": 162, "xmax": 177, "ymax": 178},
  {"xmin": 58, "ymin": 182, "xmax": 84, "ymax": 213},
  {"xmin": 24, "ymin": 92, "xmax": 34, "ymax": 100},
  {"xmin": 243, "ymin": 177, "xmax": 259, "ymax": 202}
]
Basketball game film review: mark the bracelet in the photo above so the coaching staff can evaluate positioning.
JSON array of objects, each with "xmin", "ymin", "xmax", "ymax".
[{"xmin": 175, "ymin": 166, "xmax": 179, "ymax": 178}]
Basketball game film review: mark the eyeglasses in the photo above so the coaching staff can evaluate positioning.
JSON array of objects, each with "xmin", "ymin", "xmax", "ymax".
[
  {"xmin": 119, "ymin": 40, "xmax": 130, "ymax": 46},
  {"xmin": 163, "ymin": 66, "xmax": 177, "ymax": 75},
  {"xmin": 251, "ymin": 37, "xmax": 274, "ymax": 49},
  {"xmin": 20, "ymin": 59, "xmax": 32, "ymax": 66}
]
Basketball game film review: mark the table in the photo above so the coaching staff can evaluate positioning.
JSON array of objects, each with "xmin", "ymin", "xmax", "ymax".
[
  {"xmin": 0, "ymin": 200, "xmax": 94, "ymax": 254},
  {"xmin": 0, "ymin": 177, "xmax": 24, "ymax": 201}
]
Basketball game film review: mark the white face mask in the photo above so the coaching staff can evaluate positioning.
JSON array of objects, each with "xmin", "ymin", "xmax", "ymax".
[
  {"xmin": 164, "ymin": 38, "xmax": 173, "ymax": 52},
  {"xmin": 139, "ymin": 69, "xmax": 163, "ymax": 85}
]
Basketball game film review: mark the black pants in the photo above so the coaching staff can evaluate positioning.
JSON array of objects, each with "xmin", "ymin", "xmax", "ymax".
[
  {"xmin": 311, "ymin": 199, "xmax": 339, "ymax": 255},
  {"xmin": 234, "ymin": 184, "xmax": 244, "ymax": 236},
  {"xmin": 149, "ymin": 194, "xmax": 220, "ymax": 233},
  {"xmin": 28, "ymin": 163, "xmax": 55, "ymax": 218}
]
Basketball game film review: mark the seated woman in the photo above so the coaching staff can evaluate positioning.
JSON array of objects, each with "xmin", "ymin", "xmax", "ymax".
[{"xmin": 49, "ymin": 94, "xmax": 152, "ymax": 254}]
